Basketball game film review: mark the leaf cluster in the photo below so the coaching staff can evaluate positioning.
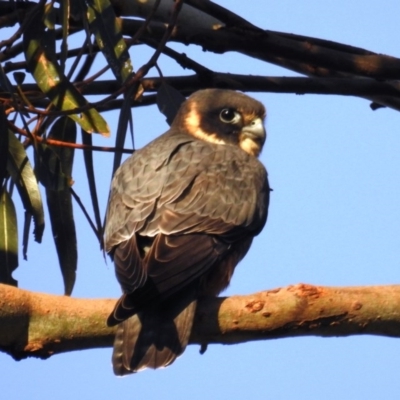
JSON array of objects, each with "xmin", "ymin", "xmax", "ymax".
[
  {"xmin": 0, "ymin": 0, "xmax": 186, "ymax": 294},
  {"xmin": 0, "ymin": 0, "xmax": 399, "ymax": 294}
]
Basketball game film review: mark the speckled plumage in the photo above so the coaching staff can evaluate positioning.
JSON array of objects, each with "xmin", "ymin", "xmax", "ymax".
[{"xmin": 105, "ymin": 89, "xmax": 269, "ymax": 375}]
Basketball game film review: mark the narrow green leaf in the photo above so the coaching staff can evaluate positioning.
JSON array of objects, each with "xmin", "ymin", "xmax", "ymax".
[
  {"xmin": 48, "ymin": 117, "xmax": 76, "ymax": 179},
  {"xmin": 70, "ymin": 0, "xmax": 91, "ymax": 42},
  {"xmin": 22, "ymin": 211, "xmax": 31, "ymax": 260},
  {"xmin": 0, "ymin": 189, "xmax": 18, "ymax": 286},
  {"xmin": 45, "ymin": 117, "xmax": 77, "ymax": 295},
  {"xmin": 112, "ymin": 84, "xmax": 136, "ymax": 176},
  {"xmin": 43, "ymin": 2, "xmax": 56, "ymax": 30},
  {"xmin": 0, "ymin": 64, "xmax": 14, "ymax": 93},
  {"xmin": 36, "ymin": 143, "xmax": 70, "ymax": 191},
  {"xmin": 59, "ymin": 0, "xmax": 70, "ymax": 71},
  {"xmin": 0, "ymin": 105, "xmax": 8, "ymax": 189},
  {"xmin": 23, "ymin": 6, "xmax": 110, "ymax": 135},
  {"xmin": 87, "ymin": 0, "xmax": 133, "ymax": 83},
  {"xmin": 70, "ymin": 0, "xmax": 85, "ymax": 20},
  {"xmin": 46, "ymin": 188, "xmax": 77, "ymax": 295},
  {"xmin": 156, "ymin": 83, "xmax": 186, "ymax": 125},
  {"xmin": 7, "ymin": 131, "xmax": 44, "ymax": 243},
  {"xmin": 81, "ymin": 129, "xmax": 103, "ymax": 244},
  {"xmin": 36, "ymin": 118, "xmax": 77, "ymax": 191}
]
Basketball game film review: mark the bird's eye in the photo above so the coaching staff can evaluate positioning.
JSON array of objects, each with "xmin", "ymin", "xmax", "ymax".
[{"xmin": 219, "ymin": 108, "xmax": 240, "ymax": 123}]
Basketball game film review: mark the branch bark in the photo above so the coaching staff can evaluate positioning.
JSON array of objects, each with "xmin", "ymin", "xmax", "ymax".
[
  {"xmin": 1, "ymin": 283, "xmax": 400, "ymax": 361},
  {"xmin": 116, "ymin": 1, "xmax": 400, "ymax": 111}
]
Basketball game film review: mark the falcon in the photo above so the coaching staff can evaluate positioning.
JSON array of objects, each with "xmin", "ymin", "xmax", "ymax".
[{"xmin": 105, "ymin": 89, "xmax": 270, "ymax": 375}]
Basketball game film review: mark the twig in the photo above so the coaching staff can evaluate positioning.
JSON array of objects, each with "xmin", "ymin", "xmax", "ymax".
[
  {"xmin": 9, "ymin": 121, "xmax": 134, "ymax": 153},
  {"xmin": 70, "ymin": 188, "xmax": 101, "ymax": 244}
]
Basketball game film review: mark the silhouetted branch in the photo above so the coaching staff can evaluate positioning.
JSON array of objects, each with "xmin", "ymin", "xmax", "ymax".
[
  {"xmin": 118, "ymin": 13, "xmax": 400, "ymax": 80},
  {"xmin": 8, "ymin": 76, "xmax": 400, "ymax": 109}
]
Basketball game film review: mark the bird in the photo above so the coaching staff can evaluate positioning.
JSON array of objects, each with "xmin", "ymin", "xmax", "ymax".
[{"xmin": 104, "ymin": 88, "xmax": 270, "ymax": 375}]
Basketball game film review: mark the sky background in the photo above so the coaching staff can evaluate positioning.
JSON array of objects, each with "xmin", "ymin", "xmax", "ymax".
[{"xmin": 2, "ymin": 0, "xmax": 400, "ymax": 399}]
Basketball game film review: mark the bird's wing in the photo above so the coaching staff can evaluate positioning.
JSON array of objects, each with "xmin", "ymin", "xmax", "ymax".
[{"xmin": 105, "ymin": 129, "xmax": 269, "ymax": 299}]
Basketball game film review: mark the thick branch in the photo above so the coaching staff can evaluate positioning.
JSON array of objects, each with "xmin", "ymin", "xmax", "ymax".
[
  {"xmin": 1, "ymin": 283, "xmax": 400, "ymax": 361},
  {"xmin": 119, "ymin": 14, "xmax": 400, "ymax": 81},
  {"xmin": 117, "ymin": 3, "xmax": 400, "ymax": 111},
  {"xmin": 192, "ymin": 284, "xmax": 400, "ymax": 344}
]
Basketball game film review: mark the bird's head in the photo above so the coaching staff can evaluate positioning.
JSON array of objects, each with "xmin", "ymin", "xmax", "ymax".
[{"xmin": 172, "ymin": 89, "xmax": 266, "ymax": 157}]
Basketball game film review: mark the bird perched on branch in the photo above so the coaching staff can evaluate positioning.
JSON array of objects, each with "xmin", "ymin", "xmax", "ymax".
[{"xmin": 105, "ymin": 89, "xmax": 270, "ymax": 375}]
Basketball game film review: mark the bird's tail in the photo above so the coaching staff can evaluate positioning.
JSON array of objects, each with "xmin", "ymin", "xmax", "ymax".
[{"xmin": 111, "ymin": 296, "xmax": 197, "ymax": 375}]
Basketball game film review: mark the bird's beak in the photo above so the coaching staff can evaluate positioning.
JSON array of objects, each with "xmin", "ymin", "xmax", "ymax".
[
  {"xmin": 241, "ymin": 117, "xmax": 266, "ymax": 144},
  {"xmin": 238, "ymin": 117, "xmax": 266, "ymax": 157}
]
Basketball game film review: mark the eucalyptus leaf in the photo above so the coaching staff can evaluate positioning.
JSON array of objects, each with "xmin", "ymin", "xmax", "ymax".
[
  {"xmin": 59, "ymin": 0, "xmax": 70, "ymax": 71},
  {"xmin": 45, "ymin": 117, "xmax": 77, "ymax": 295},
  {"xmin": 87, "ymin": 0, "xmax": 133, "ymax": 83},
  {"xmin": 46, "ymin": 188, "xmax": 77, "ymax": 295},
  {"xmin": 81, "ymin": 129, "xmax": 103, "ymax": 243},
  {"xmin": 36, "ymin": 143, "xmax": 70, "ymax": 191},
  {"xmin": 23, "ymin": 5, "xmax": 110, "ymax": 135},
  {"xmin": 156, "ymin": 83, "xmax": 186, "ymax": 126},
  {"xmin": 0, "ymin": 63, "xmax": 14, "ymax": 93},
  {"xmin": 0, "ymin": 189, "xmax": 18, "ymax": 286},
  {"xmin": 112, "ymin": 87, "xmax": 134, "ymax": 176},
  {"xmin": 7, "ymin": 131, "xmax": 44, "ymax": 244},
  {"xmin": 36, "ymin": 117, "xmax": 76, "ymax": 191},
  {"xmin": 0, "ymin": 105, "xmax": 8, "ymax": 189}
]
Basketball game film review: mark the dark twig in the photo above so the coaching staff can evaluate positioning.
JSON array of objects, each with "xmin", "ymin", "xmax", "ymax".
[
  {"xmin": 70, "ymin": 188, "xmax": 102, "ymax": 244},
  {"xmin": 125, "ymin": 0, "xmax": 162, "ymax": 46},
  {"xmin": 183, "ymin": 0, "xmax": 258, "ymax": 29},
  {"xmin": 143, "ymin": 38, "xmax": 214, "ymax": 80}
]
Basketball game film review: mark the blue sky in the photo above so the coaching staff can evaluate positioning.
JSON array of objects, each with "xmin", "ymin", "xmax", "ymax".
[{"xmin": 2, "ymin": 1, "xmax": 400, "ymax": 399}]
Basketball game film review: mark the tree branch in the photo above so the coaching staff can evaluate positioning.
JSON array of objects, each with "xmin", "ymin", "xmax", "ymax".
[
  {"xmin": 7, "ymin": 76, "xmax": 400, "ymax": 108},
  {"xmin": 1, "ymin": 283, "xmax": 400, "ymax": 361},
  {"xmin": 116, "ymin": 1, "xmax": 400, "ymax": 111},
  {"xmin": 118, "ymin": 12, "xmax": 400, "ymax": 80}
]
